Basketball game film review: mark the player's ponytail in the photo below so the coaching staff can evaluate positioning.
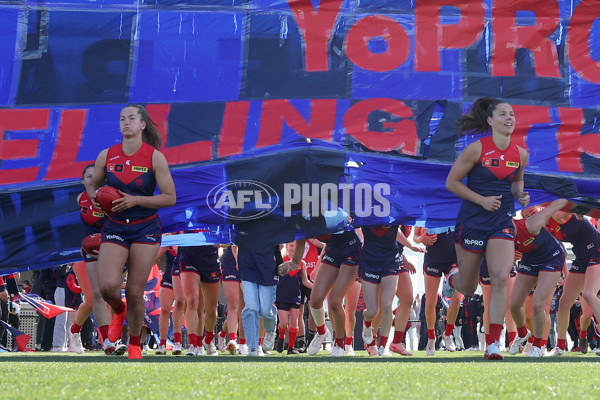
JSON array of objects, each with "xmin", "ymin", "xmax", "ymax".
[{"xmin": 458, "ymin": 97, "xmax": 505, "ymax": 136}]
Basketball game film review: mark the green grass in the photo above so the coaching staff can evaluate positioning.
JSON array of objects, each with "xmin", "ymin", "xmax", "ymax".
[{"xmin": 2, "ymin": 350, "xmax": 599, "ymax": 399}]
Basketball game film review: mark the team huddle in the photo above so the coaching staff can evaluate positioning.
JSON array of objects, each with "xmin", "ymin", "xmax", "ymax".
[{"xmin": 66, "ymin": 99, "xmax": 600, "ymax": 360}]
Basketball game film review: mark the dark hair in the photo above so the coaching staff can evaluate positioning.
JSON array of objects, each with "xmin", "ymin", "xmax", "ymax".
[
  {"xmin": 82, "ymin": 163, "xmax": 95, "ymax": 178},
  {"xmin": 458, "ymin": 97, "xmax": 508, "ymax": 136},
  {"xmin": 123, "ymin": 104, "xmax": 163, "ymax": 149}
]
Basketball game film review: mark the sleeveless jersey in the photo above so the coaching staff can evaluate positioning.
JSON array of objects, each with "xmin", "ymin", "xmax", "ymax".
[
  {"xmin": 361, "ymin": 225, "xmax": 400, "ymax": 263},
  {"xmin": 316, "ymin": 229, "xmax": 360, "ymax": 258},
  {"xmin": 79, "ymin": 191, "xmax": 106, "ymax": 235},
  {"xmin": 546, "ymin": 216, "xmax": 600, "ymax": 263},
  {"xmin": 456, "ymin": 135, "xmax": 521, "ymax": 229},
  {"xmin": 514, "ymin": 218, "xmax": 563, "ymax": 265},
  {"xmin": 276, "ymin": 256, "xmax": 303, "ymax": 304},
  {"xmin": 104, "ymin": 142, "xmax": 157, "ymax": 221}
]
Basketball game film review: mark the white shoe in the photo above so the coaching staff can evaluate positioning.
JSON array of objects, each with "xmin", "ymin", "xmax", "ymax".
[
  {"xmin": 425, "ymin": 338, "xmax": 436, "ymax": 356},
  {"xmin": 548, "ymin": 347, "xmax": 565, "ymax": 357},
  {"xmin": 217, "ymin": 334, "xmax": 227, "ymax": 352},
  {"xmin": 226, "ymin": 340, "xmax": 239, "ymax": 355},
  {"xmin": 239, "ymin": 343, "xmax": 249, "ymax": 355},
  {"xmin": 143, "ymin": 344, "xmax": 151, "ymax": 352},
  {"xmin": 68, "ymin": 331, "xmax": 84, "ymax": 354},
  {"xmin": 484, "ymin": 341, "xmax": 503, "ymax": 360},
  {"xmin": 204, "ymin": 340, "xmax": 218, "ymax": 356},
  {"xmin": 509, "ymin": 330, "xmax": 531, "ymax": 355},
  {"xmin": 155, "ymin": 344, "xmax": 166, "ymax": 355},
  {"xmin": 378, "ymin": 345, "xmax": 392, "ymax": 357},
  {"xmin": 258, "ymin": 347, "xmax": 265, "ymax": 357},
  {"xmin": 195, "ymin": 345, "xmax": 205, "ymax": 356},
  {"xmin": 247, "ymin": 349, "xmax": 259, "ymax": 357},
  {"xmin": 344, "ymin": 344, "xmax": 355, "ymax": 356},
  {"xmin": 528, "ymin": 345, "xmax": 543, "ymax": 357},
  {"xmin": 186, "ymin": 345, "xmax": 196, "ymax": 356},
  {"xmin": 442, "ymin": 334, "xmax": 456, "ymax": 352},
  {"xmin": 263, "ymin": 330, "xmax": 276, "ymax": 351},
  {"xmin": 307, "ymin": 327, "xmax": 330, "ymax": 356},
  {"xmin": 390, "ymin": 342, "xmax": 413, "ymax": 356},
  {"xmin": 362, "ymin": 322, "xmax": 374, "ymax": 346},
  {"xmin": 442, "ymin": 269, "xmax": 458, "ymax": 298},
  {"xmin": 522, "ymin": 342, "xmax": 533, "ymax": 356},
  {"xmin": 329, "ymin": 344, "xmax": 344, "ymax": 357},
  {"xmin": 171, "ymin": 342, "xmax": 183, "ymax": 355}
]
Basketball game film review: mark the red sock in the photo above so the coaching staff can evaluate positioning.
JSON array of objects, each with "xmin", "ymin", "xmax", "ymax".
[
  {"xmin": 219, "ymin": 330, "xmax": 227, "ymax": 338},
  {"xmin": 345, "ymin": 337, "xmax": 353, "ymax": 346},
  {"xmin": 379, "ymin": 336, "xmax": 388, "ymax": 347},
  {"xmin": 228, "ymin": 333, "xmax": 238, "ymax": 342},
  {"xmin": 129, "ymin": 335, "xmax": 141, "ymax": 347},
  {"xmin": 160, "ymin": 338, "xmax": 167, "ymax": 346},
  {"xmin": 489, "ymin": 323, "xmax": 502, "ymax": 343},
  {"xmin": 579, "ymin": 330, "xmax": 587, "ymax": 339},
  {"xmin": 533, "ymin": 336, "xmax": 543, "ymax": 348},
  {"xmin": 316, "ymin": 324, "xmax": 327, "ymax": 335},
  {"xmin": 278, "ymin": 325, "xmax": 287, "ymax": 340},
  {"xmin": 557, "ymin": 338, "xmax": 566, "ymax": 350},
  {"xmin": 485, "ymin": 334, "xmax": 490, "ymax": 345},
  {"xmin": 197, "ymin": 335, "xmax": 204, "ymax": 347},
  {"xmin": 205, "ymin": 331, "xmax": 215, "ymax": 345},
  {"xmin": 427, "ymin": 329, "xmax": 435, "ymax": 340},
  {"xmin": 259, "ymin": 337, "xmax": 264, "ymax": 346},
  {"xmin": 239, "ymin": 338, "xmax": 247, "ymax": 345},
  {"xmin": 369, "ymin": 334, "xmax": 378, "ymax": 347},
  {"xmin": 364, "ymin": 319, "xmax": 372, "ymax": 328},
  {"xmin": 98, "ymin": 325, "xmax": 109, "ymax": 343},
  {"xmin": 393, "ymin": 330, "xmax": 404, "ymax": 344},
  {"xmin": 114, "ymin": 302, "xmax": 126, "ymax": 315},
  {"xmin": 517, "ymin": 325, "xmax": 528, "ymax": 339},
  {"xmin": 334, "ymin": 337, "xmax": 344, "ymax": 348},
  {"xmin": 71, "ymin": 323, "xmax": 83, "ymax": 334},
  {"xmin": 289, "ymin": 328, "xmax": 299, "ymax": 347},
  {"xmin": 174, "ymin": 332, "xmax": 182, "ymax": 343},
  {"xmin": 527, "ymin": 335, "xmax": 534, "ymax": 343},
  {"xmin": 188, "ymin": 334, "xmax": 197, "ymax": 347},
  {"xmin": 444, "ymin": 324, "xmax": 455, "ymax": 337},
  {"xmin": 541, "ymin": 339, "xmax": 547, "ymax": 347}
]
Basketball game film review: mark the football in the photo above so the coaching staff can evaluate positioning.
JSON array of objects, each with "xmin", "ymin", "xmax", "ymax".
[
  {"xmin": 81, "ymin": 233, "xmax": 102, "ymax": 256},
  {"xmin": 96, "ymin": 186, "xmax": 122, "ymax": 216}
]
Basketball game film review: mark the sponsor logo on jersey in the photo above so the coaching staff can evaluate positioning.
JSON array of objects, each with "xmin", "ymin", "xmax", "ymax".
[
  {"xmin": 132, "ymin": 166, "xmax": 148, "ymax": 173},
  {"xmin": 523, "ymin": 237, "xmax": 535, "ymax": 246},
  {"xmin": 92, "ymin": 211, "xmax": 105, "ymax": 218},
  {"xmin": 484, "ymin": 150, "xmax": 495, "ymax": 156},
  {"xmin": 211, "ymin": 272, "xmax": 219, "ymax": 278},
  {"xmin": 506, "ymin": 161, "xmax": 519, "ymax": 168}
]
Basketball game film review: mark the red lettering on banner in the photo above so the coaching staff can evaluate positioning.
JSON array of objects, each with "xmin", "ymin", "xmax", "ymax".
[
  {"xmin": 555, "ymin": 107, "xmax": 594, "ymax": 173},
  {"xmin": 343, "ymin": 98, "xmax": 418, "ymax": 154},
  {"xmin": 146, "ymin": 104, "xmax": 212, "ymax": 165},
  {"xmin": 510, "ymin": 105, "xmax": 551, "ymax": 152},
  {"xmin": 45, "ymin": 109, "xmax": 92, "ymax": 181},
  {"xmin": 491, "ymin": 0, "xmax": 561, "ymax": 78},
  {"xmin": 414, "ymin": 1, "xmax": 485, "ymax": 72},
  {"xmin": 217, "ymin": 101, "xmax": 249, "ymax": 158},
  {"xmin": 0, "ymin": 109, "xmax": 49, "ymax": 185},
  {"xmin": 288, "ymin": 0, "xmax": 344, "ymax": 72},
  {"xmin": 567, "ymin": 1, "xmax": 600, "ymax": 84},
  {"xmin": 345, "ymin": 15, "xmax": 410, "ymax": 72},
  {"xmin": 256, "ymin": 99, "xmax": 336, "ymax": 148}
]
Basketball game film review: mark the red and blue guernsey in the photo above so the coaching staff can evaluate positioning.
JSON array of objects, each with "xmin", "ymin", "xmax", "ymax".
[
  {"xmin": 79, "ymin": 191, "xmax": 106, "ymax": 235},
  {"xmin": 546, "ymin": 215, "xmax": 600, "ymax": 265},
  {"xmin": 456, "ymin": 136, "xmax": 521, "ymax": 229},
  {"xmin": 514, "ymin": 219, "xmax": 563, "ymax": 266},
  {"xmin": 361, "ymin": 225, "xmax": 400, "ymax": 262},
  {"xmin": 104, "ymin": 142, "xmax": 157, "ymax": 222}
]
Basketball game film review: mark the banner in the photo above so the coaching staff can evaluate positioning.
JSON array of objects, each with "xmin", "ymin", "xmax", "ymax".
[{"xmin": 0, "ymin": 0, "xmax": 599, "ymax": 272}]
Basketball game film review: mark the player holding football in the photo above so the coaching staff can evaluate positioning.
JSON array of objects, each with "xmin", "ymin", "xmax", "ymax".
[{"xmin": 85, "ymin": 104, "xmax": 176, "ymax": 360}]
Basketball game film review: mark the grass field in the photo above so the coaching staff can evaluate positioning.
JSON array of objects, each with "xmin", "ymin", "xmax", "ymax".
[{"xmin": 2, "ymin": 350, "xmax": 599, "ymax": 399}]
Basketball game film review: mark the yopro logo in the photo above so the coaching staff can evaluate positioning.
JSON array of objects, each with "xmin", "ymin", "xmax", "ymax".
[
  {"xmin": 463, "ymin": 238, "xmax": 484, "ymax": 246},
  {"xmin": 207, "ymin": 180, "xmax": 279, "ymax": 221}
]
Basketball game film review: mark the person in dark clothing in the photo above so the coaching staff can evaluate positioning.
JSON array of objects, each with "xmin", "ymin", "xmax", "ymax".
[{"xmin": 39, "ymin": 268, "xmax": 58, "ymax": 351}]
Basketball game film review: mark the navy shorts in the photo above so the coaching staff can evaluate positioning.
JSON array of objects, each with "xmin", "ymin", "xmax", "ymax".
[
  {"xmin": 221, "ymin": 264, "xmax": 241, "ymax": 283},
  {"xmin": 571, "ymin": 252, "xmax": 600, "ymax": 274},
  {"xmin": 300, "ymin": 282, "xmax": 312, "ymax": 304},
  {"xmin": 321, "ymin": 246, "xmax": 361, "ymax": 269},
  {"xmin": 81, "ymin": 248, "xmax": 97, "ymax": 263},
  {"xmin": 518, "ymin": 254, "xmax": 565, "ymax": 277},
  {"xmin": 455, "ymin": 224, "xmax": 515, "ymax": 253},
  {"xmin": 480, "ymin": 262, "xmax": 517, "ymax": 285},
  {"xmin": 359, "ymin": 255, "xmax": 406, "ymax": 284},
  {"xmin": 102, "ymin": 216, "xmax": 161, "ymax": 249},
  {"xmin": 424, "ymin": 261, "xmax": 457, "ymax": 277},
  {"xmin": 276, "ymin": 301, "xmax": 300, "ymax": 311},
  {"xmin": 180, "ymin": 258, "xmax": 221, "ymax": 283}
]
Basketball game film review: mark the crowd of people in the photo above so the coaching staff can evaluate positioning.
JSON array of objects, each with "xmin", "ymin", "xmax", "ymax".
[{"xmin": 3, "ymin": 99, "xmax": 600, "ymax": 361}]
